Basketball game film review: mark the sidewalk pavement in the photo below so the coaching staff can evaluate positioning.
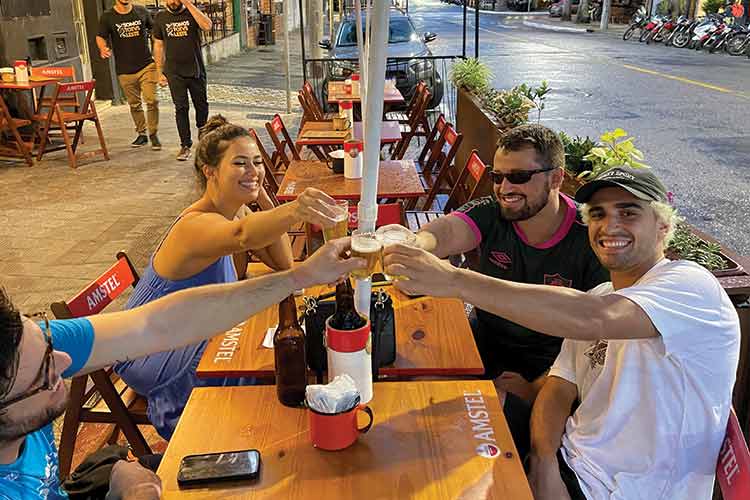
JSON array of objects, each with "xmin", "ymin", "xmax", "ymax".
[
  {"xmin": 0, "ymin": 35, "xmax": 305, "ymax": 316},
  {"xmin": 521, "ymin": 15, "xmax": 629, "ymax": 34}
]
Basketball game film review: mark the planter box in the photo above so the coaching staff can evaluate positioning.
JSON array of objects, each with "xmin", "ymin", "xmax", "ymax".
[{"xmin": 455, "ymin": 87, "xmax": 506, "ymax": 177}]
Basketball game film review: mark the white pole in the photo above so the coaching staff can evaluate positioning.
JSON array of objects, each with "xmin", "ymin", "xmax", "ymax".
[
  {"xmin": 355, "ymin": 0, "xmax": 366, "ymax": 120},
  {"xmin": 354, "ymin": 0, "xmax": 388, "ymax": 318},
  {"xmin": 599, "ymin": 0, "xmax": 611, "ymax": 31},
  {"xmin": 283, "ymin": 0, "xmax": 292, "ymax": 114}
]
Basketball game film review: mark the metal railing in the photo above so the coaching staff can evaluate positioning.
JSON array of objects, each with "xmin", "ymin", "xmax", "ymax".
[{"xmin": 303, "ymin": 55, "xmax": 461, "ymax": 124}]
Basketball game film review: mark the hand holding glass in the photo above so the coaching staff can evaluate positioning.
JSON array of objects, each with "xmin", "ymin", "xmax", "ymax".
[
  {"xmin": 375, "ymin": 225, "xmax": 417, "ymax": 281},
  {"xmin": 350, "ymin": 230, "xmax": 382, "ymax": 279}
]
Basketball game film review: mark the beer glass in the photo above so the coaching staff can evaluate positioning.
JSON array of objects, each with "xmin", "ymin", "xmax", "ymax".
[
  {"xmin": 350, "ymin": 230, "xmax": 382, "ymax": 279},
  {"xmin": 375, "ymin": 224, "xmax": 417, "ymax": 281},
  {"xmin": 323, "ymin": 200, "xmax": 350, "ymax": 242}
]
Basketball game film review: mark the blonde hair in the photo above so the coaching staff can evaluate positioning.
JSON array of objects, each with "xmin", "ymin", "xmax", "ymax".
[{"xmin": 580, "ymin": 200, "xmax": 678, "ymax": 246}]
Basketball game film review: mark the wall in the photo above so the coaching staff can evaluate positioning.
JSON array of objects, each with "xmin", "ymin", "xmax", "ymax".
[
  {"xmin": 0, "ymin": 0, "xmax": 83, "ymax": 80},
  {"xmin": 201, "ymin": 31, "xmax": 241, "ymax": 64}
]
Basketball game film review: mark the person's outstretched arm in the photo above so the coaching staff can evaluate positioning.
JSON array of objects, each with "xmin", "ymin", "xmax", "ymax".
[{"xmin": 77, "ymin": 239, "xmax": 363, "ymax": 375}]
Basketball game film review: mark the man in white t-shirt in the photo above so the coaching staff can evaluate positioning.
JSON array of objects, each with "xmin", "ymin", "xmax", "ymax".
[{"xmin": 383, "ymin": 166, "xmax": 740, "ymax": 500}]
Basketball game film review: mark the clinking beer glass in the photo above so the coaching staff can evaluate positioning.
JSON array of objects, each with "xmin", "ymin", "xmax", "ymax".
[
  {"xmin": 350, "ymin": 230, "xmax": 382, "ymax": 279},
  {"xmin": 322, "ymin": 200, "xmax": 350, "ymax": 243},
  {"xmin": 375, "ymin": 225, "xmax": 417, "ymax": 281}
]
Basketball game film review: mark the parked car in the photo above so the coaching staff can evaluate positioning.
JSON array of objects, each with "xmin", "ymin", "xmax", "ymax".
[
  {"xmin": 318, "ymin": 8, "xmax": 444, "ymax": 109},
  {"xmin": 549, "ymin": 0, "xmax": 580, "ymax": 17}
]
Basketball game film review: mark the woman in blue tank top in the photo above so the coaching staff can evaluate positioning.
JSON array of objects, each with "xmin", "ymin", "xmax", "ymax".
[{"xmin": 114, "ymin": 115, "xmax": 341, "ymax": 439}]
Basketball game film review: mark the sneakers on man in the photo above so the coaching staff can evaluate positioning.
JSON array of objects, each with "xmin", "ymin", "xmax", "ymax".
[
  {"xmin": 131, "ymin": 134, "xmax": 149, "ymax": 147},
  {"xmin": 176, "ymin": 146, "xmax": 191, "ymax": 161},
  {"xmin": 149, "ymin": 134, "xmax": 162, "ymax": 151}
]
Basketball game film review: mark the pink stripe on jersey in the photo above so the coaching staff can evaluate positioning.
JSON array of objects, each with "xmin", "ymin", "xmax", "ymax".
[
  {"xmin": 512, "ymin": 193, "xmax": 577, "ymax": 250},
  {"xmin": 451, "ymin": 211, "xmax": 483, "ymax": 247}
]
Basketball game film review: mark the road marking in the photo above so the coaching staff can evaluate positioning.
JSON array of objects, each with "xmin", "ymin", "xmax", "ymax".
[{"xmin": 621, "ymin": 64, "xmax": 748, "ymax": 97}]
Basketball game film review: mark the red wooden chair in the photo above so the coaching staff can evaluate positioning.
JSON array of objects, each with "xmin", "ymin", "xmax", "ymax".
[
  {"xmin": 411, "ymin": 124, "xmax": 463, "ymax": 210},
  {"xmin": 716, "ymin": 408, "xmax": 750, "ymax": 500},
  {"xmin": 33, "ymin": 80, "xmax": 109, "ymax": 169},
  {"xmin": 416, "ymin": 113, "xmax": 448, "ymax": 174},
  {"xmin": 303, "ymin": 81, "xmax": 337, "ymax": 120},
  {"xmin": 265, "ymin": 114, "xmax": 301, "ymax": 171},
  {"xmin": 50, "ymin": 252, "xmax": 152, "ymax": 479},
  {"xmin": 390, "ymin": 86, "xmax": 431, "ymax": 160},
  {"xmin": 296, "ymin": 92, "xmax": 332, "ymax": 162},
  {"xmin": 305, "ymin": 202, "xmax": 406, "ymax": 256},
  {"xmin": 0, "ymin": 94, "xmax": 35, "ymax": 167},
  {"xmin": 385, "ymin": 80, "xmax": 426, "ymax": 125},
  {"xmin": 31, "ymin": 66, "xmax": 85, "ymax": 144}
]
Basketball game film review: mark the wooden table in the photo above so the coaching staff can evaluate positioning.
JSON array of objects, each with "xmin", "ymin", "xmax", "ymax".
[
  {"xmin": 327, "ymin": 81, "xmax": 405, "ymax": 105},
  {"xmin": 157, "ymin": 380, "xmax": 533, "ymax": 499},
  {"xmin": 276, "ymin": 159, "xmax": 425, "ymax": 202},
  {"xmin": 0, "ymin": 78, "xmax": 58, "ymax": 116},
  {"xmin": 296, "ymin": 121, "xmax": 401, "ymax": 147},
  {"xmin": 197, "ymin": 277, "xmax": 483, "ymax": 379}
]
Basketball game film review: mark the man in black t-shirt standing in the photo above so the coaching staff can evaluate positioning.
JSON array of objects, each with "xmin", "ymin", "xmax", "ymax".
[
  {"xmin": 408, "ymin": 124, "xmax": 609, "ymax": 404},
  {"xmin": 97, "ymin": 0, "xmax": 161, "ymax": 150},
  {"xmin": 153, "ymin": 0, "xmax": 212, "ymax": 161}
]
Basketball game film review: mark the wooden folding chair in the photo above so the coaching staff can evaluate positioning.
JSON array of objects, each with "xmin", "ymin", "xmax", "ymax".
[
  {"xmin": 0, "ymin": 94, "xmax": 35, "ymax": 167},
  {"xmin": 390, "ymin": 87, "xmax": 431, "ymax": 161},
  {"xmin": 265, "ymin": 114, "xmax": 301, "ymax": 172},
  {"xmin": 50, "ymin": 252, "xmax": 152, "ymax": 480},
  {"xmin": 416, "ymin": 113, "xmax": 448, "ymax": 174},
  {"xmin": 385, "ymin": 80, "xmax": 426, "ymax": 125},
  {"xmin": 303, "ymin": 81, "xmax": 337, "ymax": 120},
  {"xmin": 406, "ymin": 150, "xmax": 488, "ymax": 230},
  {"xmin": 410, "ymin": 124, "xmax": 463, "ymax": 211},
  {"xmin": 34, "ymin": 80, "xmax": 109, "ymax": 169},
  {"xmin": 296, "ymin": 93, "xmax": 331, "ymax": 162},
  {"xmin": 31, "ymin": 66, "xmax": 85, "ymax": 144},
  {"xmin": 304, "ymin": 202, "xmax": 406, "ymax": 256}
]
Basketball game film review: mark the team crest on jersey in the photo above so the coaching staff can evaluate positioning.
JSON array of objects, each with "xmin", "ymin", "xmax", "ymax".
[
  {"xmin": 544, "ymin": 273, "xmax": 572, "ymax": 287},
  {"xmin": 584, "ymin": 340, "xmax": 608, "ymax": 368},
  {"xmin": 489, "ymin": 251, "xmax": 511, "ymax": 269}
]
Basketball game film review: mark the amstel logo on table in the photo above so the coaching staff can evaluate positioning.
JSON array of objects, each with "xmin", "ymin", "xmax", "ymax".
[{"xmin": 463, "ymin": 389, "xmax": 500, "ymax": 459}]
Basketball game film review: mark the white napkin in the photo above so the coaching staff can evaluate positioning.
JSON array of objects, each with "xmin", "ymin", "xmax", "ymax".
[{"xmin": 305, "ymin": 374, "xmax": 360, "ymax": 414}]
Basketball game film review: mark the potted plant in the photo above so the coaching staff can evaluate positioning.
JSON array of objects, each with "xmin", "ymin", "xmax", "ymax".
[{"xmin": 559, "ymin": 132, "xmax": 596, "ymax": 197}]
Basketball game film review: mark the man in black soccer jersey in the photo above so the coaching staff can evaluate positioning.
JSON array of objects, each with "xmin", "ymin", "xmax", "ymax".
[{"xmin": 413, "ymin": 124, "xmax": 608, "ymax": 404}]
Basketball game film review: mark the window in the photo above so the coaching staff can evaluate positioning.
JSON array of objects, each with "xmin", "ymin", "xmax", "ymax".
[
  {"xmin": 0, "ymin": 0, "xmax": 51, "ymax": 17},
  {"xmin": 27, "ymin": 36, "xmax": 48, "ymax": 63}
]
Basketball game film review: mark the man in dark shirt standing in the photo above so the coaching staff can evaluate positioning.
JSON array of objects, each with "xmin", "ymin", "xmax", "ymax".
[
  {"xmin": 97, "ymin": 0, "xmax": 161, "ymax": 150},
  {"xmin": 153, "ymin": 0, "xmax": 212, "ymax": 161},
  {"xmin": 411, "ymin": 124, "xmax": 609, "ymax": 405}
]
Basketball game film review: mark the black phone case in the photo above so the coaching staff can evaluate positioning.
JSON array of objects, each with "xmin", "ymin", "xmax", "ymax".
[{"xmin": 177, "ymin": 450, "xmax": 261, "ymax": 487}]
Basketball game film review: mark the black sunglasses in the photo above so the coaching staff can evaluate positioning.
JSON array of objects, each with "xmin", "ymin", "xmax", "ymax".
[
  {"xmin": 0, "ymin": 312, "xmax": 56, "ymax": 411},
  {"xmin": 488, "ymin": 166, "xmax": 557, "ymax": 185}
]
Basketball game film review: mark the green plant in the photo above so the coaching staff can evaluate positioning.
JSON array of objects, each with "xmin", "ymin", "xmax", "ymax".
[
  {"xmin": 701, "ymin": 0, "xmax": 723, "ymax": 14},
  {"xmin": 481, "ymin": 86, "xmax": 536, "ymax": 128},
  {"xmin": 579, "ymin": 128, "xmax": 648, "ymax": 180},
  {"xmin": 667, "ymin": 222, "xmax": 728, "ymax": 271},
  {"xmin": 450, "ymin": 58, "xmax": 493, "ymax": 94},
  {"xmin": 517, "ymin": 81, "xmax": 550, "ymax": 123},
  {"xmin": 561, "ymin": 133, "xmax": 597, "ymax": 177}
]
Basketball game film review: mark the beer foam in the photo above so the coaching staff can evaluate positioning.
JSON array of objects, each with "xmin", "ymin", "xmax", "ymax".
[
  {"xmin": 351, "ymin": 236, "xmax": 381, "ymax": 252},
  {"xmin": 378, "ymin": 230, "xmax": 409, "ymax": 244}
]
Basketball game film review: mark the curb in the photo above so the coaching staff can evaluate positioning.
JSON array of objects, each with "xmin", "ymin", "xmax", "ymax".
[
  {"xmin": 463, "ymin": 6, "xmax": 549, "ymax": 16},
  {"xmin": 522, "ymin": 20, "xmax": 592, "ymax": 33}
]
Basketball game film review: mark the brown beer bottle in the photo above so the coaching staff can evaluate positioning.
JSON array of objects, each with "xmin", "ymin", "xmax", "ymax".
[
  {"xmin": 274, "ymin": 295, "xmax": 307, "ymax": 406},
  {"xmin": 328, "ymin": 278, "xmax": 367, "ymax": 330}
]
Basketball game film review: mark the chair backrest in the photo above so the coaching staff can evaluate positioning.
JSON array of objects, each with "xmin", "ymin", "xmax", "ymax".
[
  {"xmin": 50, "ymin": 252, "xmax": 139, "ymax": 319},
  {"xmin": 302, "ymin": 81, "xmax": 326, "ymax": 119},
  {"xmin": 40, "ymin": 80, "xmax": 96, "ymax": 123},
  {"xmin": 407, "ymin": 87, "xmax": 431, "ymax": 130},
  {"xmin": 418, "ymin": 113, "xmax": 447, "ymax": 168},
  {"xmin": 717, "ymin": 408, "xmax": 750, "ymax": 500},
  {"xmin": 297, "ymin": 92, "xmax": 322, "ymax": 122},
  {"xmin": 248, "ymin": 128, "xmax": 280, "ymax": 205},
  {"xmin": 431, "ymin": 125, "xmax": 463, "ymax": 179},
  {"xmin": 444, "ymin": 150, "xmax": 488, "ymax": 213},
  {"xmin": 264, "ymin": 114, "xmax": 300, "ymax": 169},
  {"xmin": 30, "ymin": 66, "xmax": 76, "ymax": 81}
]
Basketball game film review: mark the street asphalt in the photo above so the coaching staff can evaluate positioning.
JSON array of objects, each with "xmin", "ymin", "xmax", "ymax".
[{"xmin": 411, "ymin": 0, "xmax": 750, "ymax": 255}]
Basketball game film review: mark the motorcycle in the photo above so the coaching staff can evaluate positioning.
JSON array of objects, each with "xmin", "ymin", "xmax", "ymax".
[{"xmin": 623, "ymin": 6, "xmax": 648, "ymax": 41}]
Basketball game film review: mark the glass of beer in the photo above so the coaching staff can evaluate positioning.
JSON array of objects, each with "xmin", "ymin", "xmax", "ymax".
[
  {"xmin": 323, "ymin": 200, "xmax": 350, "ymax": 242},
  {"xmin": 350, "ymin": 230, "xmax": 382, "ymax": 280},
  {"xmin": 375, "ymin": 224, "xmax": 417, "ymax": 281}
]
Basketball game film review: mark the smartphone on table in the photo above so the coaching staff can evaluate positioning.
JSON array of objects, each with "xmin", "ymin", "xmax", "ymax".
[{"xmin": 177, "ymin": 449, "xmax": 261, "ymax": 487}]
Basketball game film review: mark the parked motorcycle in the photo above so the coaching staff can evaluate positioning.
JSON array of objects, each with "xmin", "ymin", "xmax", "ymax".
[{"xmin": 623, "ymin": 6, "xmax": 648, "ymax": 41}]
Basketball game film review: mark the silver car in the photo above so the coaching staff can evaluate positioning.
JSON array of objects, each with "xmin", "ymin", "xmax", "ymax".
[{"xmin": 318, "ymin": 9, "xmax": 444, "ymax": 109}]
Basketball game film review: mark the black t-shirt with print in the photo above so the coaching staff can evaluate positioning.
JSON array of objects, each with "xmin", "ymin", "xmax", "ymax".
[
  {"xmin": 97, "ymin": 5, "xmax": 154, "ymax": 75},
  {"xmin": 153, "ymin": 8, "xmax": 205, "ymax": 78},
  {"xmin": 453, "ymin": 194, "xmax": 610, "ymax": 381}
]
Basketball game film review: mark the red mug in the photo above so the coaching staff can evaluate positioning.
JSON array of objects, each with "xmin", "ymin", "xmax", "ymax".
[{"xmin": 308, "ymin": 397, "xmax": 373, "ymax": 451}]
